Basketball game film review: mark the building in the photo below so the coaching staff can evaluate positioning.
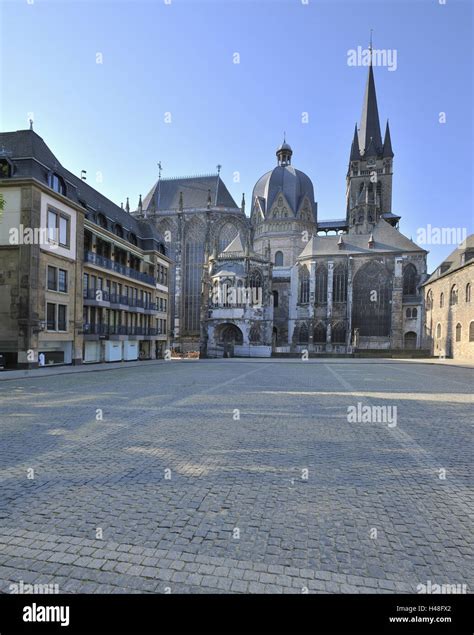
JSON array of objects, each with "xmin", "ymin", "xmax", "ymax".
[
  {"xmin": 422, "ymin": 235, "xmax": 474, "ymax": 360},
  {"xmin": 134, "ymin": 172, "xmax": 249, "ymax": 352},
  {"xmin": 0, "ymin": 129, "xmax": 171, "ymax": 368},
  {"xmin": 199, "ymin": 57, "xmax": 428, "ymax": 357}
]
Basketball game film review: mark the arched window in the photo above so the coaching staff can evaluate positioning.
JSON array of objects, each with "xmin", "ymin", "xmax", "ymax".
[
  {"xmin": 274, "ymin": 251, "xmax": 284, "ymax": 266},
  {"xmin": 114, "ymin": 224, "xmax": 124, "ymax": 238},
  {"xmin": 466, "ymin": 283, "xmax": 471, "ymax": 303},
  {"xmin": 352, "ymin": 260, "xmax": 392, "ymax": 336},
  {"xmin": 48, "ymin": 172, "xmax": 66, "ymax": 195},
  {"xmin": 426, "ymin": 290, "xmax": 433, "ymax": 310},
  {"xmin": 217, "ymin": 222, "xmax": 239, "ymax": 253},
  {"xmin": 455, "ymin": 323, "xmax": 462, "ymax": 342},
  {"xmin": 272, "ymin": 290, "xmax": 279, "ymax": 308},
  {"xmin": 315, "ymin": 264, "xmax": 328, "ymax": 304},
  {"xmin": 0, "ymin": 158, "xmax": 12, "ymax": 177},
  {"xmin": 313, "ymin": 322, "xmax": 326, "ymax": 343},
  {"xmin": 440, "ymin": 292, "xmax": 444, "ymax": 308},
  {"xmin": 406, "ymin": 308, "xmax": 412, "ymax": 318},
  {"xmin": 470, "ymin": 321, "xmax": 474, "ymax": 342},
  {"xmin": 403, "ymin": 264, "xmax": 417, "ymax": 295},
  {"xmin": 249, "ymin": 269, "xmax": 263, "ymax": 290},
  {"xmin": 436, "ymin": 323, "xmax": 442, "ymax": 339},
  {"xmin": 450, "ymin": 285, "xmax": 458, "ymax": 306},
  {"xmin": 97, "ymin": 213, "xmax": 107, "ymax": 229},
  {"xmin": 333, "ymin": 265, "xmax": 347, "ymax": 303},
  {"xmin": 299, "ymin": 265, "xmax": 310, "ymax": 303},
  {"xmin": 332, "ymin": 322, "xmax": 346, "ymax": 343},
  {"xmin": 129, "ymin": 232, "xmax": 137, "ymax": 246},
  {"xmin": 298, "ymin": 322, "xmax": 309, "ymax": 343},
  {"xmin": 412, "ymin": 308, "xmax": 417, "ymax": 318}
]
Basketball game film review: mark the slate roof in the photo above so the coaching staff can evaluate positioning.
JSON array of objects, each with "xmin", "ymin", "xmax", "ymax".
[
  {"xmin": 423, "ymin": 234, "xmax": 474, "ymax": 285},
  {"xmin": 0, "ymin": 129, "xmax": 166, "ymax": 252},
  {"xmin": 298, "ymin": 218, "xmax": 427, "ymax": 258},
  {"xmin": 142, "ymin": 175, "xmax": 239, "ymax": 212},
  {"xmin": 252, "ymin": 164, "xmax": 316, "ymax": 219}
]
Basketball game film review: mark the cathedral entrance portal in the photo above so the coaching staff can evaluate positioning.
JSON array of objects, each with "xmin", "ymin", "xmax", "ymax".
[{"xmin": 216, "ymin": 323, "xmax": 243, "ymax": 358}]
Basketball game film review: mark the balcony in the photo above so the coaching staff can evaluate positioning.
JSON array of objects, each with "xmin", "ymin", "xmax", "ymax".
[
  {"xmin": 83, "ymin": 288, "xmax": 158, "ymax": 311},
  {"xmin": 84, "ymin": 251, "xmax": 156, "ymax": 286},
  {"xmin": 83, "ymin": 323, "xmax": 164, "ymax": 338}
]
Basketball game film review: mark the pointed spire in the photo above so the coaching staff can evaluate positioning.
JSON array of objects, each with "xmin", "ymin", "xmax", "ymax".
[
  {"xmin": 138, "ymin": 194, "xmax": 143, "ymax": 213},
  {"xmin": 382, "ymin": 120, "xmax": 394, "ymax": 158},
  {"xmin": 350, "ymin": 123, "xmax": 361, "ymax": 160},
  {"xmin": 241, "ymin": 193, "xmax": 245, "ymax": 214},
  {"xmin": 207, "ymin": 188, "xmax": 212, "ymax": 210},
  {"xmin": 358, "ymin": 59, "xmax": 383, "ymax": 156},
  {"xmin": 125, "ymin": 197, "xmax": 130, "ymax": 213},
  {"xmin": 178, "ymin": 191, "xmax": 184, "ymax": 212},
  {"xmin": 368, "ymin": 232, "xmax": 375, "ymax": 248}
]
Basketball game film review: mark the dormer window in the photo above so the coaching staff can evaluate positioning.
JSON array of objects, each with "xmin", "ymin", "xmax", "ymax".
[
  {"xmin": 97, "ymin": 213, "xmax": 107, "ymax": 229},
  {"xmin": 48, "ymin": 172, "xmax": 66, "ymax": 195},
  {"xmin": 0, "ymin": 158, "xmax": 12, "ymax": 177},
  {"xmin": 114, "ymin": 224, "xmax": 124, "ymax": 238},
  {"xmin": 129, "ymin": 232, "xmax": 138, "ymax": 246}
]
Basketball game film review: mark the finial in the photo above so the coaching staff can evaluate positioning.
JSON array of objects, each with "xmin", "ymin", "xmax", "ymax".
[
  {"xmin": 283, "ymin": 131, "xmax": 286, "ymax": 143},
  {"xmin": 216, "ymin": 164, "xmax": 222, "ymax": 176},
  {"xmin": 81, "ymin": 170, "xmax": 87, "ymax": 181},
  {"xmin": 125, "ymin": 197, "xmax": 130, "ymax": 213},
  {"xmin": 138, "ymin": 194, "xmax": 143, "ymax": 212},
  {"xmin": 29, "ymin": 119, "xmax": 33, "ymax": 131},
  {"xmin": 179, "ymin": 191, "xmax": 184, "ymax": 212},
  {"xmin": 207, "ymin": 188, "xmax": 211, "ymax": 210},
  {"xmin": 241, "ymin": 193, "xmax": 245, "ymax": 214},
  {"xmin": 369, "ymin": 29, "xmax": 374, "ymax": 65},
  {"xmin": 157, "ymin": 161, "xmax": 162, "ymax": 180},
  {"xmin": 120, "ymin": 202, "xmax": 124, "ymax": 209}
]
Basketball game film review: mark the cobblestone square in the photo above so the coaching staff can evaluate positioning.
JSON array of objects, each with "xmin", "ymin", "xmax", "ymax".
[{"xmin": 0, "ymin": 360, "xmax": 472, "ymax": 594}]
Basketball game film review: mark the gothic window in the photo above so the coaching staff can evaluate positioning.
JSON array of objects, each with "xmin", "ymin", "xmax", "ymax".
[
  {"xmin": 412, "ymin": 308, "xmax": 417, "ymax": 318},
  {"xmin": 436, "ymin": 323, "xmax": 442, "ymax": 339},
  {"xmin": 114, "ymin": 224, "xmax": 124, "ymax": 238},
  {"xmin": 470, "ymin": 321, "xmax": 474, "ymax": 342},
  {"xmin": 333, "ymin": 265, "xmax": 347, "ymax": 303},
  {"xmin": 313, "ymin": 322, "xmax": 326, "ymax": 343},
  {"xmin": 426, "ymin": 290, "xmax": 433, "ymax": 310},
  {"xmin": 315, "ymin": 265, "xmax": 328, "ymax": 304},
  {"xmin": 272, "ymin": 291, "xmax": 279, "ymax": 308},
  {"xmin": 184, "ymin": 218, "xmax": 206, "ymax": 334},
  {"xmin": 249, "ymin": 324, "xmax": 260, "ymax": 343},
  {"xmin": 466, "ymin": 283, "xmax": 471, "ymax": 303},
  {"xmin": 376, "ymin": 181, "xmax": 382, "ymax": 200},
  {"xmin": 249, "ymin": 269, "xmax": 263, "ymax": 290},
  {"xmin": 403, "ymin": 264, "xmax": 417, "ymax": 295},
  {"xmin": 275, "ymin": 251, "xmax": 284, "ymax": 266},
  {"xmin": 352, "ymin": 260, "xmax": 392, "ymax": 336},
  {"xmin": 455, "ymin": 323, "xmax": 462, "ymax": 342},
  {"xmin": 332, "ymin": 322, "xmax": 346, "ymax": 343},
  {"xmin": 298, "ymin": 322, "xmax": 309, "ymax": 343},
  {"xmin": 406, "ymin": 308, "xmax": 412, "ymax": 318},
  {"xmin": 357, "ymin": 214, "xmax": 364, "ymax": 224},
  {"xmin": 450, "ymin": 285, "xmax": 458, "ymax": 306},
  {"xmin": 218, "ymin": 222, "xmax": 239, "ymax": 253},
  {"xmin": 440, "ymin": 292, "xmax": 444, "ymax": 308},
  {"xmin": 299, "ymin": 265, "xmax": 310, "ymax": 303}
]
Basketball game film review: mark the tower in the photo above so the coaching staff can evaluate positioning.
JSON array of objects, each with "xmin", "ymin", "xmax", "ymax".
[{"xmin": 346, "ymin": 49, "xmax": 395, "ymax": 233}]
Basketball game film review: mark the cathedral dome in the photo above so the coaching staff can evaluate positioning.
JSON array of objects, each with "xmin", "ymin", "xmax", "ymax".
[{"xmin": 252, "ymin": 141, "xmax": 316, "ymax": 221}]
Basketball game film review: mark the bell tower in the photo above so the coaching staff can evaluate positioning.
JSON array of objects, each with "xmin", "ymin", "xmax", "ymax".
[{"xmin": 346, "ymin": 47, "xmax": 395, "ymax": 233}]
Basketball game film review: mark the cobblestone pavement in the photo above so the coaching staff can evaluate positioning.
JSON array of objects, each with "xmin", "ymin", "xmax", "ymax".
[{"xmin": 0, "ymin": 360, "xmax": 472, "ymax": 594}]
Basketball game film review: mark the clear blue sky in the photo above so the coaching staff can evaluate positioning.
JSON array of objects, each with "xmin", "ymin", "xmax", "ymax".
[{"xmin": 1, "ymin": 0, "xmax": 472, "ymax": 270}]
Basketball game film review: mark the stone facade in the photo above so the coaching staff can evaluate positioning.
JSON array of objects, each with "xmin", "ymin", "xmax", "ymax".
[{"xmin": 423, "ymin": 236, "xmax": 474, "ymax": 360}]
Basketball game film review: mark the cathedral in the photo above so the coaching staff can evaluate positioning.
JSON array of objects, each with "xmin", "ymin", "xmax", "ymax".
[{"xmin": 134, "ymin": 58, "xmax": 428, "ymax": 357}]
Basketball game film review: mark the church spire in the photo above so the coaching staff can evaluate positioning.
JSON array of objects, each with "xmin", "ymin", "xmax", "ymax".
[
  {"xmin": 358, "ymin": 50, "xmax": 383, "ymax": 156},
  {"xmin": 382, "ymin": 120, "xmax": 394, "ymax": 158},
  {"xmin": 350, "ymin": 123, "xmax": 361, "ymax": 161}
]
